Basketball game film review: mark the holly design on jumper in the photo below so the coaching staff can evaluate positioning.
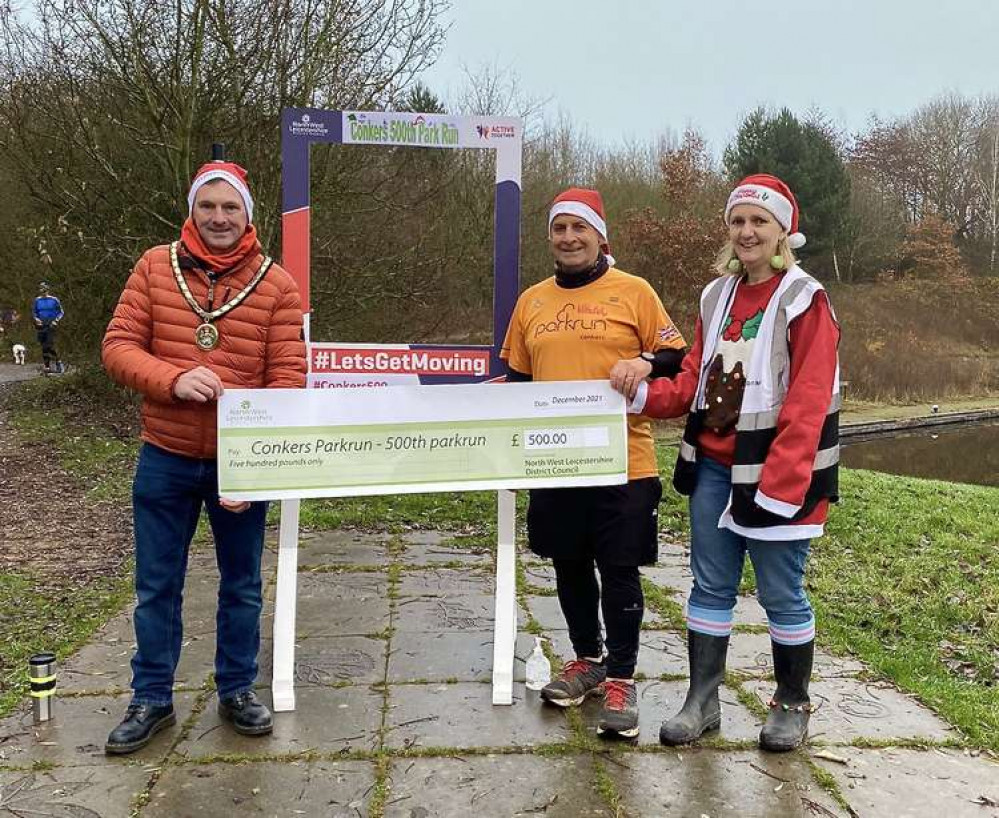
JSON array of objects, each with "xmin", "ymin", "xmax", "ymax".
[{"xmin": 722, "ymin": 309, "xmax": 763, "ymax": 342}]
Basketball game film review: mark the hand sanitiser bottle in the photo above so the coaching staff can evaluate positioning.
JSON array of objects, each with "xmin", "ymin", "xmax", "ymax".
[{"xmin": 525, "ymin": 637, "xmax": 551, "ymax": 690}]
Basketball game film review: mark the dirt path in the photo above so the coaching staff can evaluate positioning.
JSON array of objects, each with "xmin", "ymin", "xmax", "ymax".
[
  {"xmin": 0, "ymin": 363, "xmax": 41, "ymax": 387},
  {"xmin": 0, "ymin": 384, "xmax": 132, "ymax": 586}
]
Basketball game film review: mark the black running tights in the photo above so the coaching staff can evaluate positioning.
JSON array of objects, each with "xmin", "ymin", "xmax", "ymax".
[{"xmin": 552, "ymin": 559, "xmax": 643, "ymax": 679}]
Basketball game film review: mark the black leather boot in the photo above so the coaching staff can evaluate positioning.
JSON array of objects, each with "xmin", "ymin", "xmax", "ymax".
[
  {"xmin": 104, "ymin": 703, "xmax": 176, "ymax": 755},
  {"xmin": 218, "ymin": 690, "xmax": 273, "ymax": 736},
  {"xmin": 760, "ymin": 639, "xmax": 814, "ymax": 752},
  {"xmin": 660, "ymin": 631, "xmax": 729, "ymax": 745}
]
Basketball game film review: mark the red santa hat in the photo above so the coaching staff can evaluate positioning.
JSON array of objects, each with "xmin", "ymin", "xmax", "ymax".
[
  {"xmin": 187, "ymin": 161, "xmax": 254, "ymax": 223},
  {"xmin": 548, "ymin": 187, "xmax": 615, "ymax": 264},
  {"xmin": 724, "ymin": 174, "xmax": 806, "ymax": 249}
]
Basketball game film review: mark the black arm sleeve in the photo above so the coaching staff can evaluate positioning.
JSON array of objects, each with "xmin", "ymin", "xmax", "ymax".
[
  {"xmin": 506, "ymin": 365, "xmax": 532, "ymax": 382},
  {"xmin": 648, "ymin": 347, "xmax": 686, "ymax": 378}
]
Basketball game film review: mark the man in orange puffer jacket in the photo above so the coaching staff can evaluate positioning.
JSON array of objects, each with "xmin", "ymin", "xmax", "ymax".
[{"xmin": 102, "ymin": 159, "xmax": 306, "ymax": 754}]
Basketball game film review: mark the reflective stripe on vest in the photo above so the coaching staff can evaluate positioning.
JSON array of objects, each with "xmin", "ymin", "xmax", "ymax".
[{"xmin": 732, "ymin": 442, "xmax": 840, "ymax": 484}]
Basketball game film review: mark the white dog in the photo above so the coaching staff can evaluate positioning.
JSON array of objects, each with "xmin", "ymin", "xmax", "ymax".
[{"xmin": 12, "ymin": 344, "xmax": 26, "ymax": 365}]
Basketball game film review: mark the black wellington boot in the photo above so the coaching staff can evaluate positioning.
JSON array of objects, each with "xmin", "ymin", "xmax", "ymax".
[
  {"xmin": 759, "ymin": 639, "xmax": 814, "ymax": 752},
  {"xmin": 660, "ymin": 631, "xmax": 729, "ymax": 745}
]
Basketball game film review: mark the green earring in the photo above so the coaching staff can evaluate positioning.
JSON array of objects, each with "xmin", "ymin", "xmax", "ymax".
[
  {"xmin": 770, "ymin": 254, "xmax": 785, "ymax": 270},
  {"xmin": 727, "ymin": 258, "xmax": 742, "ymax": 273}
]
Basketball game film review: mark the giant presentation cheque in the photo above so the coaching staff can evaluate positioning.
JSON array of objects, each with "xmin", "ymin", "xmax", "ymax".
[{"xmin": 218, "ymin": 381, "xmax": 628, "ymax": 500}]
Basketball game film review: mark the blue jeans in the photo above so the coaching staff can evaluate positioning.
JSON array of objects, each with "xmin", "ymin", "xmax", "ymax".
[
  {"xmin": 130, "ymin": 443, "xmax": 267, "ymax": 705},
  {"xmin": 686, "ymin": 457, "xmax": 814, "ymax": 644}
]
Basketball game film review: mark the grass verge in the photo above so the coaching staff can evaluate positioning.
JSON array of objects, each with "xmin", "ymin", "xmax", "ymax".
[
  {"xmin": 1, "ymin": 372, "xmax": 138, "ymax": 719},
  {"xmin": 811, "ymin": 467, "xmax": 999, "ymax": 751},
  {"xmin": 0, "ymin": 572, "xmax": 132, "ymax": 719}
]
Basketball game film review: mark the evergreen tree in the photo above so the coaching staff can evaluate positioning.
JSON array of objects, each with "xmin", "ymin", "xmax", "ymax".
[{"xmin": 403, "ymin": 83, "xmax": 447, "ymax": 114}]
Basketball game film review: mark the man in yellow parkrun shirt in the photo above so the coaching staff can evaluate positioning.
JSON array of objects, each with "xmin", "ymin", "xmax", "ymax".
[{"xmin": 501, "ymin": 187, "xmax": 686, "ymax": 739}]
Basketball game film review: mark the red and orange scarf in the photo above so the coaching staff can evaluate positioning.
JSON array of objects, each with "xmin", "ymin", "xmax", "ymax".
[{"xmin": 179, "ymin": 219, "xmax": 261, "ymax": 275}]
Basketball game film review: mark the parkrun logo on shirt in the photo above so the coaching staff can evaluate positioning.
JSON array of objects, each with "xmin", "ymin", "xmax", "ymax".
[{"xmin": 534, "ymin": 303, "xmax": 609, "ymax": 337}]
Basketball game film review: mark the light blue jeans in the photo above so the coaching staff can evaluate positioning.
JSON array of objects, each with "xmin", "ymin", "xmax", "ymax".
[{"xmin": 686, "ymin": 457, "xmax": 814, "ymax": 644}]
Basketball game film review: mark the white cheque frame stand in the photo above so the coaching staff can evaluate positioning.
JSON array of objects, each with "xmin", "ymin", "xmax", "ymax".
[
  {"xmin": 276, "ymin": 108, "xmax": 524, "ymax": 708},
  {"xmin": 228, "ymin": 384, "xmax": 629, "ymax": 711}
]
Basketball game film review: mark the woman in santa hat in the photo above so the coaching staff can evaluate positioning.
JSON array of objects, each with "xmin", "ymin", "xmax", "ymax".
[
  {"xmin": 502, "ymin": 188, "xmax": 687, "ymax": 739},
  {"xmin": 611, "ymin": 174, "xmax": 840, "ymax": 752}
]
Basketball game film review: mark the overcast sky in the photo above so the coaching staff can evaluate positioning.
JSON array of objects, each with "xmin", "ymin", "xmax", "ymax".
[{"xmin": 421, "ymin": 0, "xmax": 999, "ymax": 156}]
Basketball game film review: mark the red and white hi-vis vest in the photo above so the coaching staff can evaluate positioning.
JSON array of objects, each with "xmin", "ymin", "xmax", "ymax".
[{"xmin": 673, "ymin": 266, "xmax": 840, "ymax": 540}]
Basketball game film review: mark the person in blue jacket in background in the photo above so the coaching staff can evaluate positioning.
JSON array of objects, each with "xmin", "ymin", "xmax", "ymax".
[{"xmin": 33, "ymin": 281, "xmax": 64, "ymax": 373}]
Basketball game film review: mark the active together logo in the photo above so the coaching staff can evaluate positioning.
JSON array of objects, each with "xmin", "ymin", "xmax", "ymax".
[{"xmin": 476, "ymin": 122, "xmax": 516, "ymax": 140}]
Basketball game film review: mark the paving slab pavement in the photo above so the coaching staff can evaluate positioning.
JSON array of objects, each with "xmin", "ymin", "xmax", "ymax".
[
  {"xmin": 549, "ymin": 628, "xmax": 691, "ymax": 679},
  {"xmin": 385, "ymin": 630, "xmax": 534, "ymax": 683},
  {"xmin": 523, "ymin": 562, "xmax": 558, "ymax": 592},
  {"xmin": 174, "ymin": 686, "xmax": 384, "ymax": 759},
  {"xmin": 145, "ymin": 759, "xmax": 376, "ymax": 818},
  {"xmin": 258, "ymin": 636, "xmax": 387, "ymax": 687},
  {"xmin": 0, "ymin": 362, "xmax": 42, "ymax": 385},
  {"xmin": 0, "ymin": 764, "xmax": 150, "ymax": 818},
  {"xmin": 383, "ymin": 682, "xmax": 569, "ymax": 751},
  {"xmin": 814, "ymin": 747, "xmax": 999, "ymax": 818},
  {"xmin": 607, "ymin": 749, "xmax": 849, "ymax": 817},
  {"xmin": 391, "ymin": 529, "xmax": 494, "ymax": 566},
  {"xmin": 0, "ymin": 690, "xmax": 200, "ymax": 768},
  {"xmin": 745, "ymin": 677, "xmax": 957, "ymax": 745},
  {"xmin": 296, "ymin": 530, "xmax": 390, "ymax": 567},
  {"xmin": 727, "ymin": 630, "xmax": 867, "ymax": 679},
  {"xmin": 395, "ymin": 567, "xmax": 495, "ymax": 596},
  {"xmin": 393, "ymin": 594, "xmax": 526, "ymax": 633},
  {"xmin": 383, "ymin": 755, "xmax": 610, "ymax": 817},
  {"xmin": 2, "ymin": 527, "xmax": 995, "ymax": 817}
]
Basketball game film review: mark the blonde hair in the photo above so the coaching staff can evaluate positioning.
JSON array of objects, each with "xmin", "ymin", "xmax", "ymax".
[{"xmin": 714, "ymin": 234, "xmax": 797, "ymax": 277}]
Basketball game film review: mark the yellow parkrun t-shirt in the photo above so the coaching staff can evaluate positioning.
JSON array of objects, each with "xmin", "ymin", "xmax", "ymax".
[{"xmin": 501, "ymin": 267, "xmax": 686, "ymax": 480}]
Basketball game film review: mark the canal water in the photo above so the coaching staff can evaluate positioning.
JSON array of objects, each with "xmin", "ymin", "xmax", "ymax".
[{"xmin": 840, "ymin": 420, "xmax": 999, "ymax": 487}]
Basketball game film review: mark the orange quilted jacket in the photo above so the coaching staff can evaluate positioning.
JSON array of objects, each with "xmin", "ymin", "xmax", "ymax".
[{"xmin": 102, "ymin": 244, "xmax": 306, "ymax": 459}]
